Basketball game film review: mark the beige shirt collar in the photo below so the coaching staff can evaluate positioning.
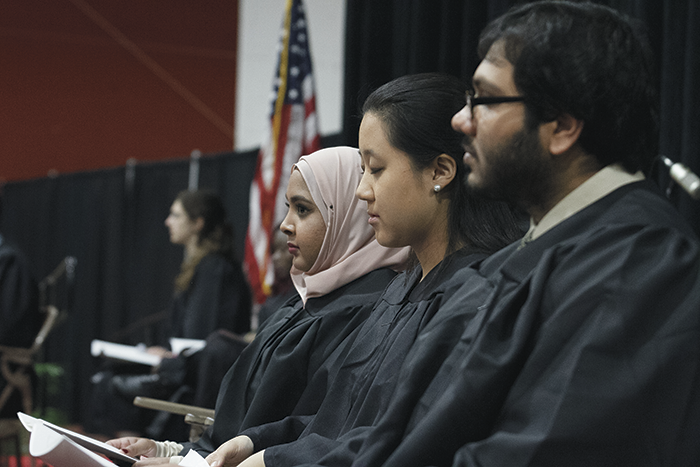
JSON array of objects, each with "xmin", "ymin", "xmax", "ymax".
[{"xmin": 525, "ymin": 163, "xmax": 644, "ymax": 242}]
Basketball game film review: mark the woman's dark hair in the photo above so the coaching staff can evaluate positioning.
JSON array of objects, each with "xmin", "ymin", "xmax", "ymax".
[
  {"xmin": 174, "ymin": 189, "xmax": 236, "ymax": 291},
  {"xmin": 362, "ymin": 73, "xmax": 524, "ymax": 255},
  {"xmin": 478, "ymin": 1, "xmax": 659, "ymax": 173}
]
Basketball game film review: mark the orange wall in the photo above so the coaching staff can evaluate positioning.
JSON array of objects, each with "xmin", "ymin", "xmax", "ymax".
[{"xmin": 1, "ymin": 0, "xmax": 238, "ymax": 181}]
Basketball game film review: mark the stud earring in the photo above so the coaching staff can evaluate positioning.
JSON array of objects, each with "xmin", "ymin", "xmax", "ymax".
[{"xmin": 433, "ymin": 185, "xmax": 441, "ymax": 193}]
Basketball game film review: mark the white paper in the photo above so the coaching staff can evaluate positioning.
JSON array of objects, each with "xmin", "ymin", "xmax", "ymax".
[
  {"xmin": 28, "ymin": 423, "xmax": 117, "ymax": 467},
  {"xmin": 90, "ymin": 339, "xmax": 162, "ymax": 366},
  {"xmin": 170, "ymin": 338, "xmax": 206, "ymax": 356},
  {"xmin": 178, "ymin": 449, "xmax": 210, "ymax": 466},
  {"xmin": 19, "ymin": 412, "xmax": 137, "ymax": 465}
]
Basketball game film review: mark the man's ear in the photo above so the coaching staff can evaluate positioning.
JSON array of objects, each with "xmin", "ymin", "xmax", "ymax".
[
  {"xmin": 431, "ymin": 153, "xmax": 457, "ymax": 188},
  {"xmin": 542, "ymin": 113, "xmax": 584, "ymax": 155}
]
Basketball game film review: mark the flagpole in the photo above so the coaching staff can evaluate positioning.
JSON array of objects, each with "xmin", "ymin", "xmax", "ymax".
[{"xmin": 244, "ymin": 0, "xmax": 321, "ymax": 310}]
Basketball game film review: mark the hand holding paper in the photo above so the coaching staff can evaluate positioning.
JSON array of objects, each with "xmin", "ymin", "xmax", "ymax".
[{"xmin": 19, "ymin": 412, "xmax": 137, "ymax": 466}]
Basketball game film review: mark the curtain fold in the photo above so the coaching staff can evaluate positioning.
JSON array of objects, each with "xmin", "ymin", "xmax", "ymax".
[
  {"xmin": 0, "ymin": 150, "xmax": 257, "ymax": 422},
  {"xmin": 343, "ymin": 0, "xmax": 700, "ymax": 235},
  {"xmin": 2, "ymin": 0, "xmax": 698, "ymax": 425}
]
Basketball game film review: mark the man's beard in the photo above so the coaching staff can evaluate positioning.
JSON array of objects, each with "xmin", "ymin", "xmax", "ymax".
[{"xmin": 463, "ymin": 126, "xmax": 555, "ymax": 211}]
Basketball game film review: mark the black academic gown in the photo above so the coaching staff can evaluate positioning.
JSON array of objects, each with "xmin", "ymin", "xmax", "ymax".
[
  {"xmin": 85, "ymin": 253, "xmax": 251, "ymax": 438},
  {"xmin": 241, "ymin": 249, "xmax": 488, "ymax": 467},
  {"xmin": 184, "ymin": 267, "xmax": 398, "ymax": 456},
  {"xmin": 354, "ymin": 180, "xmax": 700, "ymax": 467},
  {"xmin": 167, "ymin": 253, "xmax": 252, "ymax": 340}
]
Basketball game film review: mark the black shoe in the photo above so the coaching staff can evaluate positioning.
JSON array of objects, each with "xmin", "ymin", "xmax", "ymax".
[{"xmin": 110, "ymin": 374, "xmax": 175, "ymax": 399}]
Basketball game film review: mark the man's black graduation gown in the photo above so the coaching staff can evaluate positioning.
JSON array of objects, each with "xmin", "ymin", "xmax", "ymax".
[
  {"xmin": 240, "ymin": 249, "xmax": 489, "ymax": 467},
  {"xmin": 352, "ymin": 180, "xmax": 700, "ymax": 467},
  {"xmin": 184, "ymin": 267, "xmax": 398, "ymax": 456}
]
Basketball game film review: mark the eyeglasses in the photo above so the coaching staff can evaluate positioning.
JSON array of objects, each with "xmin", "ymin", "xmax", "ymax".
[{"xmin": 466, "ymin": 90, "xmax": 525, "ymax": 115}]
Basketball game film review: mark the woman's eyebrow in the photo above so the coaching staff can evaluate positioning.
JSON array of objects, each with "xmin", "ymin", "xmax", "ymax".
[{"xmin": 289, "ymin": 195, "xmax": 314, "ymax": 204}]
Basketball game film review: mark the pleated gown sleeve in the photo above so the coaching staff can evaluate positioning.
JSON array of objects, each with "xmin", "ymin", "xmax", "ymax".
[
  {"xmin": 183, "ymin": 267, "xmax": 397, "ymax": 456},
  {"xmin": 254, "ymin": 250, "xmax": 488, "ymax": 467}
]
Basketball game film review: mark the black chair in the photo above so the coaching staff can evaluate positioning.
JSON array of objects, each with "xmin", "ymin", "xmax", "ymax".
[
  {"xmin": 133, "ymin": 396, "xmax": 215, "ymax": 443},
  {"xmin": 0, "ymin": 257, "xmax": 74, "ymax": 465}
]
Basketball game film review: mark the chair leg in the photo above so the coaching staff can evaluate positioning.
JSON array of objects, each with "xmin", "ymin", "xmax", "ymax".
[
  {"xmin": 14, "ymin": 432, "xmax": 21, "ymax": 467},
  {"xmin": 0, "ymin": 434, "xmax": 22, "ymax": 467}
]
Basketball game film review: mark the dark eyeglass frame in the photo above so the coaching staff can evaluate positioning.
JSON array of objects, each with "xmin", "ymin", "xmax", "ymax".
[{"xmin": 466, "ymin": 90, "xmax": 525, "ymax": 114}]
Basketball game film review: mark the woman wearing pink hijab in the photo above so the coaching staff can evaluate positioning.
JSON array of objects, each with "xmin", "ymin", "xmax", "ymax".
[
  {"xmin": 286, "ymin": 147, "xmax": 409, "ymax": 303},
  {"xmin": 200, "ymin": 73, "xmax": 525, "ymax": 467},
  {"xmin": 109, "ymin": 146, "xmax": 410, "ymax": 461}
]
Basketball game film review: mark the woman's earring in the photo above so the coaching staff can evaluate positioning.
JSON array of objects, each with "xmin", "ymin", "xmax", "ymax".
[{"xmin": 433, "ymin": 185, "xmax": 441, "ymax": 193}]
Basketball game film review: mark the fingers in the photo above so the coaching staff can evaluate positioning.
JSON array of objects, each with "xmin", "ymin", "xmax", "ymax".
[
  {"xmin": 237, "ymin": 450, "xmax": 265, "ymax": 467},
  {"xmin": 147, "ymin": 346, "xmax": 174, "ymax": 358},
  {"xmin": 106, "ymin": 436, "xmax": 142, "ymax": 449},
  {"xmin": 116, "ymin": 437, "xmax": 158, "ymax": 458},
  {"xmin": 205, "ymin": 436, "xmax": 254, "ymax": 467}
]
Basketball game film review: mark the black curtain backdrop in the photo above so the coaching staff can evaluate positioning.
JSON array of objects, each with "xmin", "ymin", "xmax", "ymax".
[
  {"xmin": 1, "ymin": 0, "xmax": 698, "ymax": 427},
  {"xmin": 343, "ymin": 0, "xmax": 700, "ymax": 235},
  {"xmin": 0, "ymin": 150, "xmax": 257, "ymax": 423}
]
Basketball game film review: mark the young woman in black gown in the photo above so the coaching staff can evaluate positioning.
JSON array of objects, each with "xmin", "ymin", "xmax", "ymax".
[{"xmin": 203, "ymin": 73, "xmax": 524, "ymax": 467}]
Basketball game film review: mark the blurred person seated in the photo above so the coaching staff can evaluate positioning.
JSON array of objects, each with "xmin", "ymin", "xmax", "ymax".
[
  {"xmin": 86, "ymin": 189, "xmax": 252, "ymax": 439},
  {"xmin": 106, "ymin": 146, "xmax": 413, "ymax": 462},
  {"xmin": 142, "ymin": 228, "xmax": 296, "ymax": 439},
  {"xmin": 0, "ymin": 222, "xmax": 40, "ymax": 418}
]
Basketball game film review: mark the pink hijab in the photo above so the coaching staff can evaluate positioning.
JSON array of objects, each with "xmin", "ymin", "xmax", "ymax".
[{"xmin": 290, "ymin": 146, "xmax": 410, "ymax": 304}]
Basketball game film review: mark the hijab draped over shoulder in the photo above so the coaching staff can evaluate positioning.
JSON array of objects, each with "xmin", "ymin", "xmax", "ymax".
[{"xmin": 291, "ymin": 146, "xmax": 410, "ymax": 304}]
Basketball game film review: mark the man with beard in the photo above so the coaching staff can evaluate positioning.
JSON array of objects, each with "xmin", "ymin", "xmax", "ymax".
[{"xmin": 347, "ymin": 2, "xmax": 700, "ymax": 466}]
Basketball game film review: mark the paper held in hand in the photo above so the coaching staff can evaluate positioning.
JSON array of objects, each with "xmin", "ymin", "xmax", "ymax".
[
  {"xmin": 18, "ymin": 412, "xmax": 136, "ymax": 467},
  {"xmin": 18, "ymin": 412, "xmax": 210, "ymax": 466},
  {"xmin": 90, "ymin": 338, "xmax": 206, "ymax": 366}
]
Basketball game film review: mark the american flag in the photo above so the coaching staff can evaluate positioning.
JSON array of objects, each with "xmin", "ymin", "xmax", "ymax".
[{"xmin": 244, "ymin": 0, "xmax": 321, "ymax": 305}]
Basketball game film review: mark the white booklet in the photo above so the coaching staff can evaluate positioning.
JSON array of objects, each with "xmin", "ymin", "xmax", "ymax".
[
  {"xmin": 90, "ymin": 340, "xmax": 162, "ymax": 366},
  {"xmin": 90, "ymin": 338, "xmax": 207, "ymax": 366},
  {"xmin": 169, "ymin": 338, "xmax": 207, "ymax": 356},
  {"xmin": 18, "ymin": 412, "xmax": 137, "ymax": 466}
]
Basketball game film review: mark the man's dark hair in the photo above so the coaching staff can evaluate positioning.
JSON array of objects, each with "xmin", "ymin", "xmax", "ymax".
[{"xmin": 478, "ymin": 1, "xmax": 659, "ymax": 173}]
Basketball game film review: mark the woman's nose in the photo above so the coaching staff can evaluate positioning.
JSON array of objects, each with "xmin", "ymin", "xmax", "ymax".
[
  {"xmin": 356, "ymin": 174, "xmax": 371, "ymax": 201},
  {"xmin": 280, "ymin": 216, "xmax": 293, "ymax": 236}
]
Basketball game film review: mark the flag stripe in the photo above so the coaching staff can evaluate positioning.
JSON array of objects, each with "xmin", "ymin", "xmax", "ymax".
[{"xmin": 244, "ymin": 0, "xmax": 321, "ymax": 305}]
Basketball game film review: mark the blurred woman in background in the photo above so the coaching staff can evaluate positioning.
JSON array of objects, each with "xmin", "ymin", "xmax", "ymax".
[
  {"xmin": 87, "ymin": 189, "xmax": 252, "ymax": 439},
  {"xmin": 108, "ymin": 146, "xmax": 411, "ymax": 462}
]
